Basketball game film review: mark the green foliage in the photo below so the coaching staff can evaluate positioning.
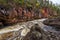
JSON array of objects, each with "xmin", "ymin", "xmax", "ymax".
[
  {"xmin": 0, "ymin": 0, "xmax": 8, "ymax": 5},
  {"xmin": 0, "ymin": 0, "xmax": 24, "ymax": 5},
  {"xmin": 13, "ymin": 0, "xmax": 24, "ymax": 5}
]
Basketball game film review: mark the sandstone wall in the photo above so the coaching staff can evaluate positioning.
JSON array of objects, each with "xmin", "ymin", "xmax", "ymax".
[{"xmin": 0, "ymin": 19, "xmax": 45, "ymax": 40}]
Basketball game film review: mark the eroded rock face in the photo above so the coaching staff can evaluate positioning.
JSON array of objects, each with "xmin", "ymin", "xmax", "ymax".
[
  {"xmin": 0, "ymin": 19, "xmax": 45, "ymax": 40},
  {"xmin": 43, "ymin": 18, "xmax": 60, "ymax": 40},
  {"xmin": 23, "ymin": 24, "xmax": 42, "ymax": 40},
  {"xmin": 43, "ymin": 18, "xmax": 60, "ymax": 30},
  {"xmin": 0, "ymin": 19, "xmax": 60, "ymax": 40}
]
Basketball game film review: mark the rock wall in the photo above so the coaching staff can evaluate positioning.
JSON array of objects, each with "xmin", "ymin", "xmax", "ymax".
[
  {"xmin": 0, "ymin": 19, "xmax": 60, "ymax": 40},
  {"xmin": 0, "ymin": 19, "xmax": 46, "ymax": 40}
]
